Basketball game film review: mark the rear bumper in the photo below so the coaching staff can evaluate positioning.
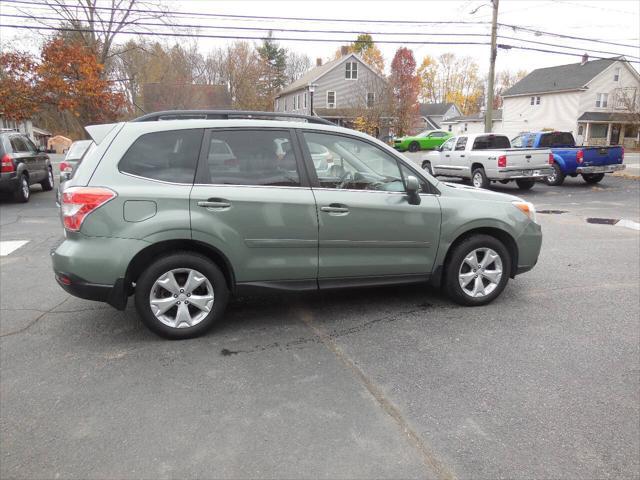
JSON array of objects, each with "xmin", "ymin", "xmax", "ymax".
[
  {"xmin": 576, "ymin": 164, "xmax": 625, "ymax": 174},
  {"xmin": 54, "ymin": 272, "xmax": 128, "ymax": 310},
  {"xmin": 494, "ymin": 167, "xmax": 554, "ymax": 180},
  {"xmin": 0, "ymin": 173, "xmax": 20, "ymax": 192}
]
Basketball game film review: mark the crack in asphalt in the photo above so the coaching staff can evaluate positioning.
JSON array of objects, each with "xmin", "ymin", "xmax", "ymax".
[
  {"xmin": 295, "ymin": 305, "xmax": 456, "ymax": 480},
  {"xmin": 0, "ymin": 296, "xmax": 71, "ymax": 338}
]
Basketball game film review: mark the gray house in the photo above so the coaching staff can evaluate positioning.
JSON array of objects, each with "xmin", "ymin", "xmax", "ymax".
[
  {"xmin": 418, "ymin": 103, "xmax": 462, "ymax": 129},
  {"xmin": 274, "ymin": 51, "xmax": 388, "ymax": 134}
]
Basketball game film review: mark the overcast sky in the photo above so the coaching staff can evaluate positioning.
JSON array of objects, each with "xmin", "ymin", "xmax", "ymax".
[{"xmin": 1, "ymin": 0, "xmax": 639, "ymax": 75}]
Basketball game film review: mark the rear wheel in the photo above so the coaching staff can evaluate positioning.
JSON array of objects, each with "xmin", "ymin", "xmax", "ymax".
[
  {"xmin": 544, "ymin": 163, "xmax": 565, "ymax": 186},
  {"xmin": 582, "ymin": 173, "xmax": 605, "ymax": 184},
  {"xmin": 471, "ymin": 167, "xmax": 489, "ymax": 189},
  {"xmin": 13, "ymin": 174, "xmax": 30, "ymax": 203},
  {"xmin": 515, "ymin": 179, "xmax": 535, "ymax": 190},
  {"xmin": 134, "ymin": 252, "xmax": 229, "ymax": 339},
  {"xmin": 40, "ymin": 167, "xmax": 54, "ymax": 191},
  {"xmin": 408, "ymin": 141, "xmax": 420, "ymax": 152},
  {"xmin": 444, "ymin": 234, "xmax": 511, "ymax": 306}
]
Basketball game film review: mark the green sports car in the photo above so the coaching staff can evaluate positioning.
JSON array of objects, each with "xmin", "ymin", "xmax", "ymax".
[{"xmin": 394, "ymin": 130, "xmax": 452, "ymax": 152}]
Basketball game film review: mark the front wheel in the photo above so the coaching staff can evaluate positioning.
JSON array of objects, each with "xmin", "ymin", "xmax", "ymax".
[
  {"xmin": 408, "ymin": 141, "xmax": 420, "ymax": 152},
  {"xmin": 444, "ymin": 234, "xmax": 511, "ymax": 306},
  {"xmin": 515, "ymin": 179, "xmax": 535, "ymax": 190},
  {"xmin": 544, "ymin": 163, "xmax": 565, "ymax": 186},
  {"xmin": 471, "ymin": 167, "xmax": 490, "ymax": 189},
  {"xmin": 582, "ymin": 173, "xmax": 605, "ymax": 184},
  {"xmin": 134, "ymin": 252, "xmax": 229, "ymax": 339},
  {"xmin": 40, "ymin": 167, "xmax": 54, "ymax": 191}
]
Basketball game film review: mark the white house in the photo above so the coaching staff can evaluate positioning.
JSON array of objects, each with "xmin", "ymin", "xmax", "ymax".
[
  {"xmin": 501, "ymin": 55, "xmax": 640, "ymax": 147},
  {"xmin": 441, "ymin": 110, "xmax": 503, "ymax": 135}
]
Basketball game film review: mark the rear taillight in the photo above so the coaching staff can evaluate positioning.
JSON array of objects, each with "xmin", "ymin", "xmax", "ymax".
[
  {"xmin": 1, "ymin": 154, "xmax": 15, "ymax": 173},
  {"xmin": 59, "ymin": 161, "xmax": 73, "ymax": 174},
  {"xmin": 576, "ymin": 150, "xmax": 584, "ymax": 164},
  {"xmin": 498, "ymin": 155, "xmax": 507, "ymax": 168},
  {"xmin": 61, "ymin": 187, "xmax": 116, "ymax": 232},
  {"xmin": 548, "ymin": 153, "xmax": 554, "ymax": 165}
]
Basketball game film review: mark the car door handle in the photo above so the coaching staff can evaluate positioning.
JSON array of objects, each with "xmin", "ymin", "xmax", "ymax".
[
  {"xmin": 445, "ymin": 154, "xmax": 450, "ymax": 158},
  {"xmin": 197, "ymin": 199, "xmax": 231, "ymax": 210},
  {"xmin": 460, "ymin": 154, "xmax": 466, "ymax": 158},
  {"xmin": 320, "ymin": 204, "xmax": 349, "ymax": 214}
]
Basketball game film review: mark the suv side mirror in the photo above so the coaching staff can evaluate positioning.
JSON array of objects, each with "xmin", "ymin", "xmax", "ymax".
[
  {"xmin": 405, "ymin": 175, "xmax": 421, "ymax": 205},
  {"xmin": 37, "ymin": 145, "xmax": 46, "ymax": 153}
]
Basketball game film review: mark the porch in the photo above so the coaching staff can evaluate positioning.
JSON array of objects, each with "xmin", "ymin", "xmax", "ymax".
[{"xmin": 577, "ymin": 112, "xmax": 639, "ymax": 148}]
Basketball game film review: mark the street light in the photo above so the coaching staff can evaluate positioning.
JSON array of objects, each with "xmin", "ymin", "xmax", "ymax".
[{"xmin": 308, "ymin": 83, "xmax": 318, "ymax": 116}]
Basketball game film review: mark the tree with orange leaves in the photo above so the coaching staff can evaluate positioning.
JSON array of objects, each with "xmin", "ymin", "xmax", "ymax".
[{"xmin": 390, "ymin": 47, "xmax": 419, "ymax": 136}]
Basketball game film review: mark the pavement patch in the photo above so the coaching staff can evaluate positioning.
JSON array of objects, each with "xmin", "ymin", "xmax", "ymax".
[
  {"xmin": 0, "ymin": 240, "xmax": 29, "ymax": 256},
  {"xmin": 585, "ymin": 217, "xmax": 640, "ymax": 230}
]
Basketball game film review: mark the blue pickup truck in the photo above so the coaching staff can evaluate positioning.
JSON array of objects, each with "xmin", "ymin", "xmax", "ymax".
[{"xmin": 512, "ymin": 131, "xmax": 625, "ymax": 185}]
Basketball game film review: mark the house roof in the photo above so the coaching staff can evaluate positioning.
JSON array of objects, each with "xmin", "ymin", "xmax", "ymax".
[
  {"xmin": 443, "ymin": 110, "xmax": 502, "ymax": 123},
  {"xmin": 577, "ymin": 111, "xmax": 638, "ymax": 122},
  {"xmin": 278, "ymin": 53, "xmax": 384, "ymax": 96},
  {"xmin": 503, "ymin": 57, "xmax": 620, "ymax": 97},
  {"xmin": 419, "ymin": 103, "xmax": 456, "ymax": 117}
]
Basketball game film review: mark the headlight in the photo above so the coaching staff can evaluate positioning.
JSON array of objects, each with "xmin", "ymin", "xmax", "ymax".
[{"xmin": 513, "ymin": 201, "xmax": 537, "ymax": 224}]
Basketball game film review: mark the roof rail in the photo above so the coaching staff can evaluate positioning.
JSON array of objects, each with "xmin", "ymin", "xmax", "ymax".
[{"xmin": 131, "ymin": 110, "xmax": 335, "ymax": 126}]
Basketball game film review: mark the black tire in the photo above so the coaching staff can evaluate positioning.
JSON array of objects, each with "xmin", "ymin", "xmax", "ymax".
[
  {"xmin": 13, "ymin": 173, "xmax": 30, "ymax": 203},
  {"xmin": 582, "ymin": 173, "xmax": 605, "ymax": 184},
  {"xmin": 515, "ymin": 179, "xmax": 535, "ymax": 190},
  {"xmin": 444, "ymin": 234, "xmax": 512, "ymax": 306},
  {"xmin": 471, "ymin": 167, "xmax": 490, "ymax": 189},
  {"xmin": 40, "ymin": 167, "xmax": 54, "ymax": 191},
  {"xmin": 422, "ymin": 160, "xmax": 433, "ymax": 175},
  {"xmin": 408, "ymin": 141, "xmax": 420, "ymax": 152},
  {"xmin": 499, "ymin": 180, "xmax": 510, "ymax": 185},
  {"xmin": 544, "ymin": 163, "xmax": 565, "ymax": 186},
  {"xmin": 134, "ymin": 252, "xmax": 230, "ymax": 339}
]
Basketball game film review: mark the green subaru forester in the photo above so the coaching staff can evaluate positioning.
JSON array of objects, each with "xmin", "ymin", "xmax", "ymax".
[{"xmin": 53, "ymin": 111, "xmax": 542, "ymax": 339}]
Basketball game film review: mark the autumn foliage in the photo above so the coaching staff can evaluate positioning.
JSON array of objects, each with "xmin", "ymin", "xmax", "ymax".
[
  {"xmin": 390, "ymin": 47, "xmax": 419, "ymax": 137},
  {"xmin": 0, "ymin": 37, "xmax": 126, "ymax": 125}
]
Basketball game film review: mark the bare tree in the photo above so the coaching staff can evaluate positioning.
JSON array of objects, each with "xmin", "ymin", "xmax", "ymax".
[{"xmin": 285, "ymin": 51, "xmax": 312, "ymax": 84}]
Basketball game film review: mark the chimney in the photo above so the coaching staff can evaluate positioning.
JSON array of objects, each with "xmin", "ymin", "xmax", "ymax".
[
  {"xmin": 340, "ymin": 45, "xmax": 349, "ymax": 56},
  {"xmin": 581, "ymin": 53, "xmax": 589, "ymax": 65},
  {"xmin": 316, "ymin": 58, "xmax": 322, "ymax": 67}
]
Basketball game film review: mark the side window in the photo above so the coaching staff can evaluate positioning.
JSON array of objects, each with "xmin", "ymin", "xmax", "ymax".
[
  {"xmin": 24, "ymin": 137, "xmax": 38, "ymax": 153},
  {"xmin": 9, "ymin": 136, "xmax": 29, "ymax": 153},
  {"xmin": 441, "ymin": 137, "xmax": 455, "ymax": 151},
  {"xmin": 526, "ymin": 136, "xmax": 535, "ymax": 148},
  {"xmin": 303, "ymin": 131, "xmax": 403, "ymax": 191},
  {"xmin": 455, "ymin": 137, "xmax": 468, "ymax": 151},
  {"xmin": 203, "ymin": 129, "xmax": 300, "ymax": 187},
  {"xmin": 511, "ymin": 135, "xmax": 523, "ymax": 148},
  {"xmin": 399, "ymin": 162, "xmax": 430, "ymax": 194},
  {"xmin": 119, "ymin": 129, "xmax": 202, "ymax": 183}
]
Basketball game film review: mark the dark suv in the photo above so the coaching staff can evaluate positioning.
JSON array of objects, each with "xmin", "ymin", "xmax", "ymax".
[{"xmin": 0, "ymin": 130, "xmax": 54, "ymax": 202}]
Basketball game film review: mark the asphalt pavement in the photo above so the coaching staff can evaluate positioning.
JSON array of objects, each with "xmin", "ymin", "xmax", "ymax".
[{"xmin": 1, "ymin": 165, "xmax": 638, "ymax": 479}]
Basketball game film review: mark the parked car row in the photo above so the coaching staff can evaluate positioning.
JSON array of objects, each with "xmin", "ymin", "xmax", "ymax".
[{"xmin": 419, "ymin": 131, "xmax": 625, "ymax": 190}]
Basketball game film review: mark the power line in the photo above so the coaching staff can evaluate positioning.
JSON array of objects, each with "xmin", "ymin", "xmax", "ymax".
[
  {"xmin": 2, "ymin": 23, "xmax": 639, "ymax": 64},
  {"xmin": 3, "ymin": 0, "xmax": 637, "ymax": 49},
  {"xmin": 2, "ymin": 12, "xmax": 635, "ymax": 60}
]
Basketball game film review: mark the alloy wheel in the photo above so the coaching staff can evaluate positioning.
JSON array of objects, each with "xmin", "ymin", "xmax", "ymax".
[
  {"xmin": 21, "ymin": 177, "xmax": 30, "ymax": 199},
  {"xmin": 149, "ymin": 268, "xmax": 214, "ymax": 328},
  {"xmin": 473, "ymin": 173, "xmax": 483, "ymax": 188},
  {"xmin": 458, "ymin": 248, "xmax": 503, "ymax": 298}
]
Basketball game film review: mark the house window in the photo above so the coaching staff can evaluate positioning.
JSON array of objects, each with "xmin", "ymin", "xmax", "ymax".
[
  {"xmin": 596, "ymin": 93, "xmax": 608, "ymax": 108},
  {"xmin": 536, "ymin": 96, "xmax": 541, "ymax": 105},
  {"xmin": 590, "ymin": 124, "xmax": 608, "ymax": 138},
  {"xmin": 464, "ymin": 123, "xmax": 468, "ymax": 132},
  {"xmin": 530, "ymin": 96, "xmax": 535, "ymax": 105},
  {"xmin": 366, "ymin": 92, "xmax": 375, "ymax": 108},
  {"xmin": 284, "ymin": 98, "xmax": 287, "ymax": 111},
  {"xmin": 327, "ymin": 91, "xmax": 336, "ymax": 108},
  {"xmin": 345, "ymin": 62, "xmax": 358, "ymax": 80},
  {"xmin": 275, "ymin": 98, "xmax": 279, "ymax": 111},
  {"xmin": 448, "ymin": 124, "xmax": 452, "ymax": 132},
  {"xmin": 304, "ymin": 92, "xmax": 308, "ymax": 108},
  {"xmin": 614, "ymin": 67, "xmax": 620, "ymax": 82}
]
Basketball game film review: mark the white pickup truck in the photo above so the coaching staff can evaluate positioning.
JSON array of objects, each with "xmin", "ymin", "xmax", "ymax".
[{"xmin": 421, "ymin": 133, "xmax": 553, "ymax": 190}]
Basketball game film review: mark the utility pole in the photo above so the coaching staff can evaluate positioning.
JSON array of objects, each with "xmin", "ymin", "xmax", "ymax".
[{"xmin": 485, "ymin": 0, "xmax": 499, "ymax": 132}]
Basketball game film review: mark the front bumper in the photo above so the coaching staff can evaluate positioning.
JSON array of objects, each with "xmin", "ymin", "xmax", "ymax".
[
  {"xmin": 494, "ymin": 167, "xmax": 554, "ymax": 180},
  {"xmin": 576, "ymin": 164, "xmax": 625, "ymax": 174},
  {"xmin": 514, "ymin": 220, "xmax": 542, "ymax": 277}
]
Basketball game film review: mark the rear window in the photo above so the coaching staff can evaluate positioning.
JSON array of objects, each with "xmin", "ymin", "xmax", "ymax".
[
  {"xmin": 539, "ymin": 132, "xmax": 575, "ymax": 148},
  {"xmin": 119, "ymin": 129, "xmax": 202, "ymax": 183},
  {"xmin": 472, "ymin": 135, "xmax": 510, "ymax": 150}
]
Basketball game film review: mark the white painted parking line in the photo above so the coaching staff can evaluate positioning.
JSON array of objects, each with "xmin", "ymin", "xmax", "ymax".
[
  {"xmin": 616, "ymin": 219, "xmax": 640, "ymax": 231},
  {"xmin": 0, "ymin": 240, "xmax": 29, "ymax": 256}
]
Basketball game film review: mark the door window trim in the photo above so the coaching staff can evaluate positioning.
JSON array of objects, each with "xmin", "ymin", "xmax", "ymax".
[
  {"xmin": 296, "ymin": 128, "xmax": 439, "ymax": 195},
  {"xmin": 195, "ymin": 127, "xmax": 311, "ymax": 188}
]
